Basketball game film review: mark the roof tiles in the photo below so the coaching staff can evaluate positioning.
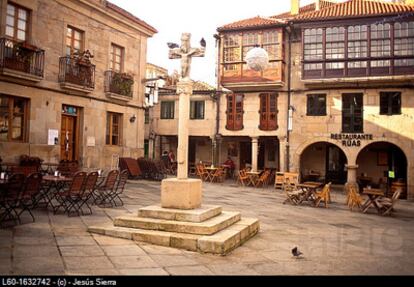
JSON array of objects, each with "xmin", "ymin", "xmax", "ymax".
[
  {"xmin": 294, "ymin": 0, "xmax": 414, "ymax": 22},
  {"xmin": 217, "ymin": 16, "xmax": 284, "ymax": 32}
]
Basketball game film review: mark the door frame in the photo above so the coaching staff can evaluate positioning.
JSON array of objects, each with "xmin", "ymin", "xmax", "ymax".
[{"xmin": 61, "ymin": 105, "xmax": 81, "ymax": 162}]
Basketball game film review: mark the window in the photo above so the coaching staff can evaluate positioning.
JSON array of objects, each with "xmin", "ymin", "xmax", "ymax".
[
  {"xmin": 262, "ymin": 31, "xmax": 279, "ymax": 61},
  {"xmin": 394, "ymin": 22, "xmax": 414, "ymax": 67},
  {"xmin": 0, "ymin": 95, "xmax": 28, "ymax": 142},
  {"xmin": 307, "ymin": 94, "xmax": 327, "ymax": 116},
  {"xmin": 160, "ymin": 101, "xmax": 174, "ymax": 119},
  {"xmin": 380, "ymin": 92, "xmax": 401, "ymax": 115},
  {"xmin": 242, "ymin": 32, "xmax": 259, "ymax": 61},
  {"xmin": 223, "ymin": 34, "xmax": 241, "ymax": 71},
  {"xmin": 190, "ymin": 101, "xmax": 205, "ymax": 120},
  {"xmin": 226, "ymin": 94, "xmax": 243, "ymax": 131},
  {"xmin": 348, "ymin": 25, "xmax": 368, "ymax": 68},
  {"xmin": 370, "ymin": 24, "xmax": 391, "ymax": 68},
  {"xmin": 106, "ymin": 112, "xmax": 122, "ymax": 145},
  {"xmin": 144, "ymin": 109, "xmax": 149, "ymax": 124},
  {"xmin": 342, "ymin": 93, "xmax": 363, "ymax": 133},
  {"xmin": 303, "ymin": 28, "xmax": 323, "ymax": 71},
  {"xmin": 259, "ymin": 93, "xmax": 278, "ymax": 130},
  {"xmin": 303, "ymin": 22, "xmax": 414, "ymax": 79},
  {"xmin": 110, "ymin": 44, "xmax": 124, "ymax": 73},
  {"xmin": 6, "ymin": 3, "xmax": 29, "ymax": 41},
  {"xmin": 66, "ymin": 26, "xmax": 84, "ymax": 56}
]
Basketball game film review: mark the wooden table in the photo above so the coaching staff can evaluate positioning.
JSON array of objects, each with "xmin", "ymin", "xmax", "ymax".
[
  {"xmin": 362, "ymin": 188, "xmax": 384, "ymax": 214},
  {"xmin": 246, "ymin": 171, "xmax": 262, "ymax": 187},
  {"xmin": 41, "ymin": 175, "xmax": 73, "ymax": 209},
  {"xmin": 297, "ymin": 182, "xmax": 322, "ymax": 204},
  {"xmin": 204, "ymin": 167, "xmax": 218, "ymax": 182}
]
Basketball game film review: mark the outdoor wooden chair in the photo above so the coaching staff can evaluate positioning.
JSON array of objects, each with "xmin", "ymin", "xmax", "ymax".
[
  {"xmin": 237, "ymin": 169, "xmax": 249, "ymax": 186},
  {"xmin": 274, "ymin": 172, "xmax": 285, "ymax": 190},
  {"xmin": 0, "ymin": 173, "xmax": 25, "ymax": 226},
  {"xmin": 120, "ymin": 158, "xmax": 141, "ymax": 179},
  {"xmin": 314, "ymin": 182, "xmax": 332, "ymax": 208},
  {"xmin": 196, "ymin": 164, "xmax": 210, "ymax": 181},
  {"xmin": 78, "ymin": 171, "xmax": 99, "ymax": 215},
  {"xmin": 108, "ymin": 169, "xmax": 128, "ymax": 206},
  {"xmin": 256, "ymin": 170, "xmax": 271, "ymax": 188},
  {"xmin": 210, "ymin": 167, "xmax": 225, "ymax": 183},
  {"xmin": 18, "ymin": 172, "xmax": 43, "ymax": 222},
  {"xmin": 346, "ymin": 184, "xmax": 363, "ymax": 211},
  {"xmin": 375, "ymin": 190, "xmax": 401, "ymax": 216},
  {"xmin": 282, "ymin": 181, "xmax": 302, "ymax": 205},
  {"xmin": 53, "ymin": 171, "xmax": 87, "ymax": 216},
  {"xmin": 95, "ymin": 169, "xmax": 120, "ymax": 207}
]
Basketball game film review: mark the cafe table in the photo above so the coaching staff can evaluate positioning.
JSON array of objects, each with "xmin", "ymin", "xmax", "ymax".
[
  {"xmin": 41, "ymin": 175, "xmax": 73, "ymax": 209},
  {"xmin": 362, "ymin": 188, "xmax": 384, "ymax": 214}
]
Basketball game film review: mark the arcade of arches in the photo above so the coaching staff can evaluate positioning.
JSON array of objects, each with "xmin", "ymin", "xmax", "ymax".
[{"xmin": 299, "ymin": 141, "xmax": 409, "ymax": 199}]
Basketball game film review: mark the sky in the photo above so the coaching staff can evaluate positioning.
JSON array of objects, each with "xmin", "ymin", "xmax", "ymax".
[{"xmin": 110, "ymin": 0, "xmax": 316, "ymax": 86}]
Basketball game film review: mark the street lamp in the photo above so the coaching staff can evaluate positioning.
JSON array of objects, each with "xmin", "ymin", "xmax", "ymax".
[{"xmin": 245, "ymin": 45, "xmax": 269, "ymax": 71}]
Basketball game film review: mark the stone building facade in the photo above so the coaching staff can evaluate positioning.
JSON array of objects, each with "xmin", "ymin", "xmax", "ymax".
[
  {"xmin": 145, "ymin": 77, "xmax": 217, "ymax": 166},
  {"xmin": 0, "ymin": 0, "xmax": 157, "ymax": 168},
  {"xmin": 216, "ymin": 0, "xmax": 414, "ymax": 199}
]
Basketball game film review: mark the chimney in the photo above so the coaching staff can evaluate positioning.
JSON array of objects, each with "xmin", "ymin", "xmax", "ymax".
[
  {"xmin": 291, "ymin": 0, "xmax": 299, "ymax": 15},
  {"xmin": 315, "ymin": 0, "xmax": 320, "ymax": 11}
]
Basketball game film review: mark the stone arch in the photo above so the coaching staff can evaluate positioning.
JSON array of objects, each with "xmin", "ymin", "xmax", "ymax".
[
  {"xmin": 294, "ymin": 139, "xmax": 349, "ymax": 184},
  {"xmin": 293, "ymin": 137, "xmax": 351, "ymax": 169},
  {"xmin": 356, "ymin": 140, "xmax": 410, "ymax": 199},
  {"xmin": 348, "ymin": 138, "xmax": 411, "ymax": 166}
]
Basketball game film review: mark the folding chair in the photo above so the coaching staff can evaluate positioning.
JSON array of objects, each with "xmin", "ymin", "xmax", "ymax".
[
  {"xmin": 236, "ymin": 170, "xmax": 249, "ymax": 186},
  {"xmin": 346, "ymin": 184, "xmax": 363, "ymax": 211},
  {"xmin": 19, "ymin": 172, "xmax": 43, "ymax": 222},
  {"xmin": 53, "ymin": 171, "xmax": 87, "ymax": 216},
  {"xmin": 314, "ymin": 182, "xmax": 332, "ymax": 208},
  {"xmin": 0, "ymin": 173, "xmax": 25, "ymax": 225},
  {"xmin": 375, "ymin": 190, "xmax": 401, "ymax": 216},
  {"xmin": 78, "ymin": 171, "xmax": 99, "ymax": 215},
  {"xmin": 95, "ymin": 170, "xmax": 120, "ymax": 207},
  {"xmin": 282, "ymin": 181, "xmax": 301, "ymax": 205}
]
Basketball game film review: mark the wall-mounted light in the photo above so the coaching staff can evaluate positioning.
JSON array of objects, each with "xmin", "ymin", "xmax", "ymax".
[{"xmin": 130, "ymin": 114, "xmax": 137, "ymax": 123}]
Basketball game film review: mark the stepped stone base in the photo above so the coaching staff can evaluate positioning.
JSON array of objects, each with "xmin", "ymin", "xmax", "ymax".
[
  {"xmin": 89, "ymin": 205, "xmax": 260, "ymax": 255},
  {"xmin": 138, "ymin": 205, "xmax": 222, "ymax": 222}
]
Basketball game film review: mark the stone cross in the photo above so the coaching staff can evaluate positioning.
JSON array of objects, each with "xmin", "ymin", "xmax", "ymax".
[
  {"xmin": 167, "ymin": 33, "xmax": 205, "ymax": 180},
  {"xmin": 168, "ymin": 33, "xmax": 205, "ymax": 80}
]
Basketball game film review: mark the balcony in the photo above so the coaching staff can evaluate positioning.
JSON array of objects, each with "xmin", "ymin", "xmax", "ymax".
[
  {"xmin": 0, "ymin": 37, "xmax": 45, "ymax": 82},
  {"xmin": 58, "ymin": 54, "xmax": 95, "ymax": 93},
  {"xmin": 104, "ymin": 70, "xmax": 134, "ymax": 101}
]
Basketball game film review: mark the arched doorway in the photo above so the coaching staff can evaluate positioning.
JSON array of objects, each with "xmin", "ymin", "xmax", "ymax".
[
  {"xmin": 300, "ymin": 142, "xmax": 348, "ymax": 184},
  {"xmin": 356, "ymin": 142, "xmax": 408, "ymax": 199}
]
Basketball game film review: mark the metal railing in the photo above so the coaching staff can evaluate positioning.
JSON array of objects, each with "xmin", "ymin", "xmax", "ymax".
[
  {"xmin": 104, "ymin": 70, "xmax": 134, "ymax": 97},
  {"xmin": 58, "ymin": 56, "xmax": 95, "ymax": 89},
  {"xmin": 0, "ymin": 37, "xmax": 45, "ymax": 77}
]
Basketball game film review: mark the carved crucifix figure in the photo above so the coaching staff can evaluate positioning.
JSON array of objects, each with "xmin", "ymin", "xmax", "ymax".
[{"xmin": 168, "ymin": 33, "xmax": 206, "ymax": 80}]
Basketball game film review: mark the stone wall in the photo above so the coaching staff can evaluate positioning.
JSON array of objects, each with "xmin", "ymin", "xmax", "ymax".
[{"xmin": 0, "ymin": 0, "xmax": 155, "ymax": 168}]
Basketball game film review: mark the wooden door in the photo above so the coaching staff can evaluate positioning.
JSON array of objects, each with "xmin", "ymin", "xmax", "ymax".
[
  {"xmin": 61, "ymin": 115, "xmax": 77, "ymax": 161},
  {"xmin": 239, "ymin": 141, "xmax": 251, "ymax": 170}
]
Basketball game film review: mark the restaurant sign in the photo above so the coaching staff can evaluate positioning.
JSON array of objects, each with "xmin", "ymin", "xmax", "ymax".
[{"xmin": 331, "ymin": 133, "xmax": 373, "ymax": 147}]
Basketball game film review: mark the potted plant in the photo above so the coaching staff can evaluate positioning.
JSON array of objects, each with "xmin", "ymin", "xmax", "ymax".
[{"xmin": 111, "ymin": 72, "xmax": 134, "ymax": 96}]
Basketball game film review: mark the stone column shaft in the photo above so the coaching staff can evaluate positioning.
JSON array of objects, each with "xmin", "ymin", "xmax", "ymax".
[
  {"xmin": 176, "ymin": 80, "xmax": 193, "ymax": 179},
  {"xmin": 346, "ymin": 164, "xmax": 358, "ymax": 184},
  {"xmin": 251, "ymin": 137, "xmax": 259, "ymax": 172}
]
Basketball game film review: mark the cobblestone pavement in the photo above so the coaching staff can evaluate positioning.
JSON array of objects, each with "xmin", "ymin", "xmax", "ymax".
[{"xmin": 1, "ymin": 179, "xmax": 414, "ymax": 275}]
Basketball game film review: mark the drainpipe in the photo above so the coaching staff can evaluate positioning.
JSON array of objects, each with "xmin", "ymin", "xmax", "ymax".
[
  {"xmin": 286, "ymin": 22, "xmax": 293, "ymax": 172},
  {"xmin": 213, "ymin": 33, "xmax": 221, "ymax": 166}
]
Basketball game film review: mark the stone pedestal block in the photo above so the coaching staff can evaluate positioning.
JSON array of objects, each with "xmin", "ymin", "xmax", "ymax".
[{"xmin": 161, "ymin": 178, "xmax": 202, "ymax": 210}]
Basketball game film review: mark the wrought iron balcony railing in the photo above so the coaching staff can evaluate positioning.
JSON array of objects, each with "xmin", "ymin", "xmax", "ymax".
[
  {"xmin": 58, "ymin": 56, "xmax": 95, "ymax": 89},
  {"xmin": 104, "ymin": 70, "xmax": 134, "ymax": 97},
  {"xmin": 0, "ymin": 37, "xmax": 45, "ymax": 78}
]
